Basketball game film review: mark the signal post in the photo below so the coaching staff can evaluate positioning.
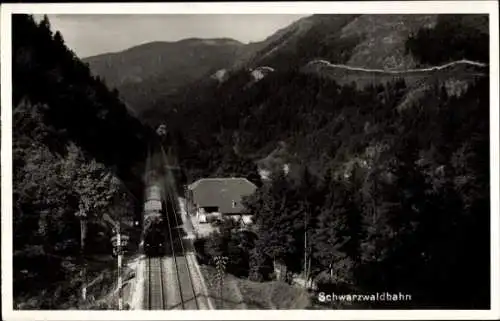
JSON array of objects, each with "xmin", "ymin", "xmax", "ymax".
[{"xmin": 111, "ymin": 227, "xmax": 129, "ymax": 310}]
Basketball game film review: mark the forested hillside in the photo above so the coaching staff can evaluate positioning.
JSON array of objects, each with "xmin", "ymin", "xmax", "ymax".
[
  {"xmin": 12, "ymin": 15, "xmax": 154, "ymax": 308},
  {"xmin": 84, "ymin": 38, "xmax": 244, "ymax": 114},
  {"xmin": 229, "ymin": 14, "xmax": 487, "ymax": 71},
  {"xmin": 145, "ymin": 14, "xmax": 489, "ymax": 181},
  {"xmin": 85, "ymin": 14, "xmax": 488, "ymax": 120},
  {"xmin": 192, "ymin": 72, "xmax": 490, "ymax": 309},
  {"xmin": 168, "ymin": 14, "xmax": 490, "ymax": 308}
]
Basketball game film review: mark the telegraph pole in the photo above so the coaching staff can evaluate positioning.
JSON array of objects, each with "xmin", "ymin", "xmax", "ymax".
[
  {"xmin": 183, "ymin": 185, "xmax": 189, "ymax": 216},
  {"xmin": 304, "ymin": 210, "xmax": 308, "ymax": 289},
  {"xmin": 80, "ymin": 217, "xmax": 87, "ymax": 301},
  {"xmin": 117, "ymin": 226, "xmax": 123, "ymax": 310},
  {"xmin": 214, "ymin": 256, "xmax": 228, "ymax": 309},
  {"xmin": 107, "ymin": 214, "xmax": 128, "ymax": 310}
]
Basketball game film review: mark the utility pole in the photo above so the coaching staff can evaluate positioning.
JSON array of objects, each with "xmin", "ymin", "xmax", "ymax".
[
  {"xmin": 106, "ymin": 213, "xmax": 128, "ymax": 310},
  {"xmin": 304, "ymin": 210, "xmax": 308, "ymax": 289},
  {"xmin": 214, "ymin": 256, "xmax": 228, "ymax": 309},
  {"xmin": 117, "ymin": 226, "xmax": 123, "ymax": 310},
  {"xmin": 184, "ymin": 185, "xmax": 189, "ymax": 216},
  {"xmin": 80, "ymin": 217, "xmax": 87, "ymax": 301}
]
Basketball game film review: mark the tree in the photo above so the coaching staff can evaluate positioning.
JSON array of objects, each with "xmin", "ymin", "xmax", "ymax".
[
  {"xmin": 312, "ymin": 179, "xmax": 359, "ymax": 290},
  {"xmin": 213, "ymin": 255, "xmax": 228, "ymax": 308}
]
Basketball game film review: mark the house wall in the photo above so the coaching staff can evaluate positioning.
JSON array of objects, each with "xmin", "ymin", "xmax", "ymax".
[
  {"xmin": 196, "ymin": 206, "xmax": 222, "ymax": 219},
  {"xmin": 196, "ymin": 206, "xmax": 205, "ymax": 217}
]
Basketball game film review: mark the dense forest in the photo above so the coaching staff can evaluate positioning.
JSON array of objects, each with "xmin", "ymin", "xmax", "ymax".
[
  {"xmin": 195, "ymin": 74, "xmax": 490, "ymax": 309},
  {"xmin": 12, "ymin": 15, "xmax": 154, "ymax": 308},
  {"xmin": 185, "ymin": 18, "xmax": 490, "ymax": 308}
]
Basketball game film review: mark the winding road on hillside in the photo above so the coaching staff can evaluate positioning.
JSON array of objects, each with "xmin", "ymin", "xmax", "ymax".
[{"xmin": 305, "ymin": 59, "xmax": 488, "ymax": 74}]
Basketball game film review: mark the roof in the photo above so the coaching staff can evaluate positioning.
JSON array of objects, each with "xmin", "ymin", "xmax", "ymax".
[{"xmin": 187, "ymin": 178, "xmax": 257, "ymax": 214}]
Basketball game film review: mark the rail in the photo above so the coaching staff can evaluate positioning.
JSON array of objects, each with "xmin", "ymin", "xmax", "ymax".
[
  {"xmin": 160, "ymin": 145, "xmax": 200, "ymax": 309},
  {"xmin": 147, "ymin": 256, "xmax": 166, "ymax": 309},
  {"xmin": 143, "ymin": 143, "xmax": 204, "ymax": 310},
  {"xmin": 161, "ymin": 178, "xmax": 186, "ymax": 309}
]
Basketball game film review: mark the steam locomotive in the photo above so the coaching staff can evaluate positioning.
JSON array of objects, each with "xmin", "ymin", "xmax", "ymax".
[
  {"xmin": 144, "ymin": 217, "xmax": 165, "ymax": 256},
  {"xmin": 143, "ymin": 183, "xmax": 166, "ymax": 256}
]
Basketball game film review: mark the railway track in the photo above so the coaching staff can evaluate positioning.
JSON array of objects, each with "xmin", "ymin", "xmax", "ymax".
[
  {"xmin": 160, "ymin": 144, "xmax": 201, "ymax": 309},
  {"xmin": 146, "ymin": 257, "xmax": 166, "ymax": 309},
  {"xmin": 142, "ymin": 143, "xmax": 207, "ymax": 310}
]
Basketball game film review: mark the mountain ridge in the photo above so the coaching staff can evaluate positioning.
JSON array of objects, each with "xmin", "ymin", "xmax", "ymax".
[
  {"xmin": 83, "ymin": 37, "xmax": 245, "ymax": 112},
  {"xmin": 84, "ymin": 14, "xmax": 488, "ymax": 118},
  {"xmin": 83, "ymin": 37, "xmax": 245, "ymax": 59}
]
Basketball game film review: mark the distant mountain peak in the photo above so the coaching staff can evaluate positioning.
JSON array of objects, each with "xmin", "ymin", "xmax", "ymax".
[
  {"xmin": 177, "ymin": 37, "xmax": 243, "ymax": 46},
  {"xmin": 83, "ymin": 37, "xmax": 245, "ymax": 111}
]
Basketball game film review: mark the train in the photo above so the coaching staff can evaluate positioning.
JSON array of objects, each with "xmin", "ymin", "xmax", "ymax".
[
  {"xmin": 144, "ymin": 209, "xmax": 166, "ymax": 256},
  {"xmin": 143, "ymin": 182, "xmax": 166, "ymax": 256},
  {"xmin": 143, "ymin": 164, "xmax": 184, "ymax": 257},
  {"xmin": 144, "ymin": 217, "xmax": 165, "ymax": 256}
]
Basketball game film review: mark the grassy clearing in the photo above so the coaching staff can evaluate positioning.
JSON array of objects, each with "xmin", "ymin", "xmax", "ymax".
[
  {"xmin": 199, "ymin": 264, "xmax": 311, "ymax": 309},
  {"xmin": 236, "ymin": 278, "xmax": 311, "ymax": 309},
  {"xmin": 199, "ymin": 265, "xmax": 247, "ymax": 309}
]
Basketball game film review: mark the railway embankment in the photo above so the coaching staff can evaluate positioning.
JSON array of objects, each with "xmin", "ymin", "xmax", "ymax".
[
  {"xmin": 176, "ymin": 196, "xmax": 215, "ymax": 309},
  {"xmin": 127, "ymin": 254, "xmax": 146, "ymax": 310}
]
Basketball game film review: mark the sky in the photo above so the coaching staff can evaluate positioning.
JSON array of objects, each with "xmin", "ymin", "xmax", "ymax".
[{"xmin": 41, "ymin": 14, "xmax": 309, "ymax": 58}]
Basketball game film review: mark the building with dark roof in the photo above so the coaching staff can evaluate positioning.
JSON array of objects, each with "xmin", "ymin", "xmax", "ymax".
[{"xmin": 186, "ymin": 177, "xmax": 257, "ymax": 217}]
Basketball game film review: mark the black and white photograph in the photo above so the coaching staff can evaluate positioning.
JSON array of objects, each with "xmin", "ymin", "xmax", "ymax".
[{"xmin": 1, "ymin": 1, "xmax": 499, "ymax": 319}]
